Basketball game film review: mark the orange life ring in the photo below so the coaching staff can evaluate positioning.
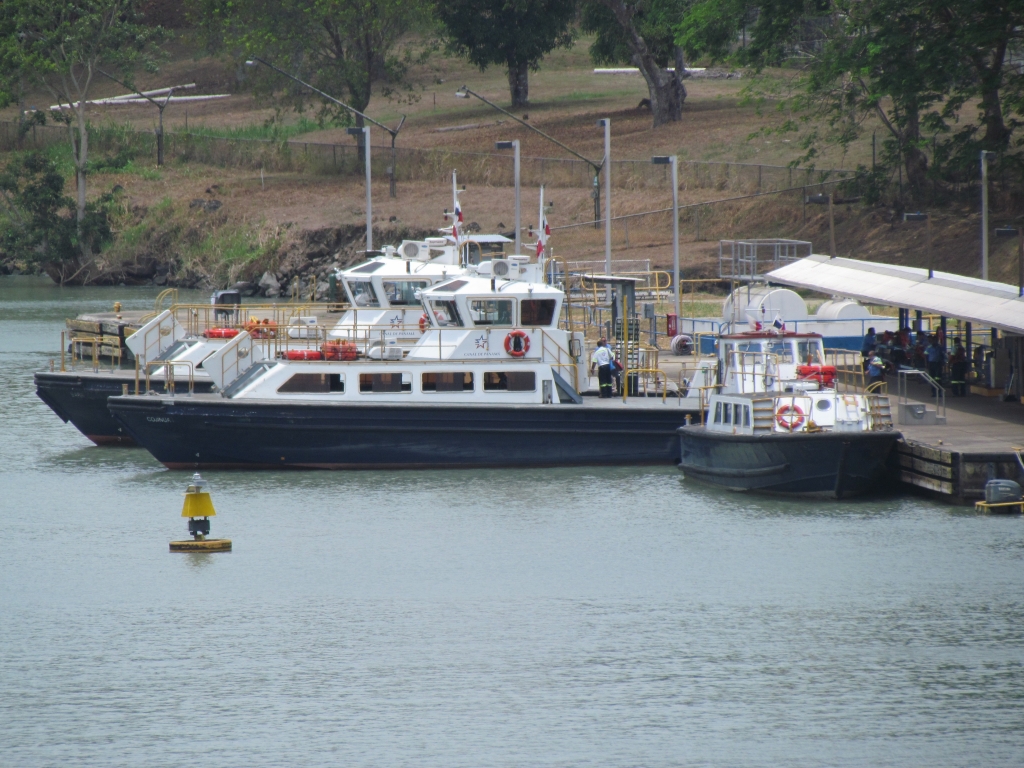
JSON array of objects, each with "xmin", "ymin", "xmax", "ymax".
[
  {"xmin": 203, "ymin": 327, "xmax": 239, "ymax": 339},
  {"xmin": 419, "ymin": 313, "xmax": 430, "ymax": 332},
  {"xmin": 775, "ymin": 403, "xmax": 805, "ymax": 430},
  {"xmin": 285, "ymin": 349, "xmax": 323, "ymax": 361},
  {"xmin": 504, "ymin": 330, "xmax": 530, "ymax": 357}
]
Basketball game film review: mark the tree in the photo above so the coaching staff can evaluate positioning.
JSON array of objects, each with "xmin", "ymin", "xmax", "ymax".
[
  {"xmin": 582, "ymin": 0, "xmax": 691, "ymax": 127},
  {"xmin": 0, "ymin": 1, "xmax": 162, "ymax": 259},
  {"xmin": 436, "ymin": 0, "xmax": 577, "ymax": 108},
  {"xmin": 195, "ymin": 0, "xmax": 431, "ymax": 127},
  {"xmin": 0, "ymin": 152, "xmax": 114, "ymax": 283}
]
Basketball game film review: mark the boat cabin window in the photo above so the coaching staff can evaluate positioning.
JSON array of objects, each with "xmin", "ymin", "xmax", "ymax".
[
  {"xmin": 766, "ymin": 340, "xmax": 794, "ymax": 362},
  {"xmin": 713, "ymin": 402, "xmax": 722, "ymax": 423},
  {"xmin": 468, "ymin": 298, "xmax": 514, "ymax": 326},
  {"xmin": 463, "ymin": 241, "xmax": 506, "ymax": 266},
  {"xmin": 428, "ymin": 299, "xmax": 464, "ymax": 327},
  {"xmin": 483, "ymin": 371, "xmax": 535, "ymax": 392},
  {"xmin": 797, "ymin": 340, "xmax": 824, "ymax": 364},
  {"xmin": 278, "ymin": 372, "xmax": 345, "ymax": 393},
  {"xmin": 422, "ymin": 372, "xmax": 474, "ymax": 392},
  {"xmin": 723, "ymin": 402, "xmax": 733, "ymax": 424},
  {"xmin": 743, "ymin": 405, "xmax": 751, "ymax": 426},
  {"xmin": 382, "ymin": 280, "xmax": 430, "ymax": 306},
  {"xmin": 359, "ymin": 372, "xmax": 412, "ymax": 393},
  {"xmin": 521, "ymin": 299, "xmax": 557, "ymax": 326},
  {"xmin": 348, "ymin": 280, "xmax": 379, "ymax": 307}
]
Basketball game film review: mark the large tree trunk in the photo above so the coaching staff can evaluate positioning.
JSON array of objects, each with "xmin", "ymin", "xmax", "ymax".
[
  {"xmin": 74, "ymin": 103, "xmax": 90, "ymax": 265},
  {"xmin": 901, "ymin": 106, "xmax": 929, "ymax": 192},
  {"xmin": 507, "ymin": 59, "xmax": 529, "ymax": 108},
  {"xmin": 599, "ymin": 0, "xmax": 686, "ymax": 127},
  {"xmin": 975, "ymin": 41, "xmax": 1010, "ymax": 149}
]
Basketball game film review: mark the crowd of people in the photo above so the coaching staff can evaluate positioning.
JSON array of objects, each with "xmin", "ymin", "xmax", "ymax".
[{"xmin": 861, "ymin": 326, "xmax": 978, "ymax": 396}]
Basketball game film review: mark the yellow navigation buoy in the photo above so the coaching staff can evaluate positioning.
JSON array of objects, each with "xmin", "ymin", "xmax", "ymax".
[{"xmin": 170, "ymin": 473, "xmax": 232, "ymax": 552}]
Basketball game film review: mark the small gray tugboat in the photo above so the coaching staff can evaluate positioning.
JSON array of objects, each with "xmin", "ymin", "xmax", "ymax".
[{"xmin": 678, "ymin": 388, "xmax": 900, "ymax": 498}]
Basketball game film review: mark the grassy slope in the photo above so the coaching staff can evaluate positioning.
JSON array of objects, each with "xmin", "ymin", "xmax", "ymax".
[{"xmin": 1, "ymin": 34, "xmax": 1019, "ymax": 286}]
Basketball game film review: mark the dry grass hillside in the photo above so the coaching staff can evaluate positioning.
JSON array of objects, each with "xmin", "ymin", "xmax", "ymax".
[{"xmin": 1, "ymin": 33, "xmax": 1020, "ymax": 287}]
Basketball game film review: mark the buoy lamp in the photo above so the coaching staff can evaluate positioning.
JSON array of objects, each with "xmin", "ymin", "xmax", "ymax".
[{"xmin": 170, "ymin": 473, "xmax": 232, "ymax": 552}]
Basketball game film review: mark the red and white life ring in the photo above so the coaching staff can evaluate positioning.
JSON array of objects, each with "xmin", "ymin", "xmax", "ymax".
[
  {"xmin": 504, "ymin": 330, "xmax": 530, "ymax": 357},
  {"xmin": 775, "ymin": 403, "xmax": 805, "ymax": 430},
  {"xmin": 419, "ymin": 313, "xmax": 430, "ymax": 332},
  {"xmin": 285, "ymin": 349, "xmax": 323, "ymax": 361},
  {"xmin": 203, "ymin": 327, "xmax": 239, "ymax": 339}
]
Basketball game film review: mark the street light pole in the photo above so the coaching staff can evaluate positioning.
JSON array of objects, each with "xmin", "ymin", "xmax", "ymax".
[
  {"xmin": 598, "ymin": 119, "xmax": 612, "ymax": 273},
  {"xmin": 653, "ymin": 155, "xmax": 680, "ymax": 317},
  {"xmin": 349, "ymin": 126, "xmax": 372, "ymax": 252},
  {"xmin": 246, "ymin": 57, "xmax": 404, "ymax": 198},
  {"xmin": 981, "ymin": 150, "xmax": 995, "ymax": 280},
  {"xmin": 496, "ymin": 140, "xmax": 521, "ymax": 254}
]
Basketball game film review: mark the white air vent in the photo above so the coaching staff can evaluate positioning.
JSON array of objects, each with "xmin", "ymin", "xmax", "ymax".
[
  {"xmin": 382, "ymin": 346, "xmax": 404, "ymax": 360},
  {"xmin": 425, "ymin": 237, "xmax": 448, "ymax": 248},
  {"xmin": 492, "ymin": 259, "xmax": 511, "ymax": 277}
]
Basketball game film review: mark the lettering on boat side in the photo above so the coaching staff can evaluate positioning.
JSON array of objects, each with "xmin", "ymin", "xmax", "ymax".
[{"xmin": 146, "ymin": 416, "xmax": 171, "ymax": 423}]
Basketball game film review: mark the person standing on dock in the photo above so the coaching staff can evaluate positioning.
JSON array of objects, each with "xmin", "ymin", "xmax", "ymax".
[
  {"xmin": 925, "ymin": 336, "xmax": 945, "ymax": 394},
  {"xmin": 949, "ymin": 342, "xmax": 967, "ymax": 396},
  {"xmin": 867, "ymin": 354, "xmax": 886, "ymax": 388},
  {"xmin": 590, "ymin": 338, "xmax": 614, "ymax": 398},
  {"xmin": 862, "ymin": 327, "xmax": 877, "ymax": 370}
]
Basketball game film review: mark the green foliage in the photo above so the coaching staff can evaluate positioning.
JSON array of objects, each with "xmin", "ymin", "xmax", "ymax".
[
  {"xmin": 0, "ymin": 0, "xmax": 165, "ymax": 257},
  {"xmin": 183, "ymin": 116, "xmax": 323, "ymax": 142},
  {"xmin": 583, "ymin": 0, "xmax": 691, "ymax": 68},
  {"xmin": 0, "ymin": 153, "xmax": 115, "ymax": 267},
  {"xmin": 193, "ymin": 0, "xmax": 432, "ymax": 122},
  {"xmin": 436, "ymin": 0, "xmax": 577, "ymax": 106}
]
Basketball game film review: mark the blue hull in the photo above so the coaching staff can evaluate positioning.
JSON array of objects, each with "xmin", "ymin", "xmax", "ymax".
[
  {"xmin": 109, "ymin": 396, "xmax": 693, "ymax": 469},
  {"xmin": 678, "ymin": 426, "xmax": 900, "ymax": 498},
  {"xmin": 35, "ymin": 371, "xmax": 215, "ymax": 446}
]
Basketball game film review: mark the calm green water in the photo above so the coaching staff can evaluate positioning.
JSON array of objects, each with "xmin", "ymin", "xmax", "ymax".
[{"xmin": 2, "ymin": 276, "xmax": 1023, "ymax": 767}]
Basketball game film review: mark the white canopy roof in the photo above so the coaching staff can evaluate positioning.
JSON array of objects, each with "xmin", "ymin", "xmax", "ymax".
[{"xmin": 767, "ymin": 254, "xmax": 1024, "ymax": 335}]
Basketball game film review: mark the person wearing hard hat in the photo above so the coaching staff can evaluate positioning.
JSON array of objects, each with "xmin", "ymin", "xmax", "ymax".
[
  {"xmin": 867, "ymin": 352, "xmax": 886, "ymax": 387},
  {"xmin": 590, "ymin": 338, "xmax": 614, "ymax": 398}
]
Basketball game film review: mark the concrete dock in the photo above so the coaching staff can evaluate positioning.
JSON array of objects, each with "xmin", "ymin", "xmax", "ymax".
[{"xmin": 895, "ymin": 380, "xmax": 1024, "ymax": 503}]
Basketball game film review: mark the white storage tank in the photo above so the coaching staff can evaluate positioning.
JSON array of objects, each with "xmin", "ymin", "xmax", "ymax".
[
  {"xmin": 815, "ymin": 299, "xmax": 873, "ymax": 320},
  {"xmin": 722, "ymin": 286, "xmax": 808, "ymax": 324}
]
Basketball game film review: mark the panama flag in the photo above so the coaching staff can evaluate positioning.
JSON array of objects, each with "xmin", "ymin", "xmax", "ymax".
[{"xmin": 454, "ymin": 200, "xmax": 463, "ymax": 223}]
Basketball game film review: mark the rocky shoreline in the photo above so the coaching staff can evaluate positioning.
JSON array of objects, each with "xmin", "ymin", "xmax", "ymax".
[{"xmin": 1, "ymin": 223, "xmax": 434, "ymax": 295}]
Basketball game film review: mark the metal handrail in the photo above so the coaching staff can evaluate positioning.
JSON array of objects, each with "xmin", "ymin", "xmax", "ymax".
[
  {"xmin": 896, "ymin": 368, "xmax": 946, "ymax": 419},
  {"xmin": 145, "ymin": 360, "xmax": 194, "ymax": 395},
  {"xmin": 620, "ymin": 367, "xmax": 670, "ymax": 402}
]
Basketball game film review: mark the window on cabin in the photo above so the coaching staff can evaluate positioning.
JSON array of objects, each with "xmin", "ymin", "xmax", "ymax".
[
  {"xmin": 382, "ymin": 280, "xmax": 429, "ymax": 306},
  {"xmin": 713, "ymin": 402, "xmax": 722, "ymax": 423},
  {"xmin": 766, "ymin": 340, "xmax": 795, "ymax": 362},
  {"xmin": 359, "ymin": 372, "xmax": 411, "ymax": 393},
  {"xmin": 744, "ymin": 406, "xmax": 751, "ymax": 426},
  {"xmin": 483, "ymin": 371, "xmax": 535, "ymax": 391},
  {"xmin": 278, "ymin": 373, "xmax": 344, "ymax": 393},
  {"xmin": 724, "ymin": 402, "xmax": 733, "ymax": 424},
  {"xmin": 427, "ymin": 300, "xmax": 464, "ymax": 327},
  {"xmin": 422, "ymin": 372, "xmax": 474, "ymax": 392},
  {"xmin": 468, "ymin": 299, "xmax": 514, "ymax": 326},
  {"xmin": 347, "ymin": 280, "xmax": 379, "ymax": 307},
  {"xmin": 521, "ymin": 299, "xmax": 556, "ymax": 326},
  {"xmin": 797, "ymin": 340, "xmax": 824, "ymax": 364}
]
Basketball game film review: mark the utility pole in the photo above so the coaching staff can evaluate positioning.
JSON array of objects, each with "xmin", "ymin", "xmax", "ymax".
[
  {"xmin": 981, "ymin": 150, "xmax": 995, "ymax": 280},
  {"xmin": 598, "ymin": 118, "xmax": 612, "ymax": 273},
  {"xmin": 348, "ymin": 126, "xmax": 372, "ymax": 252},
  {"xmin": 495, "ymin": 140, "xmax": 522, "ymax": 254}
]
